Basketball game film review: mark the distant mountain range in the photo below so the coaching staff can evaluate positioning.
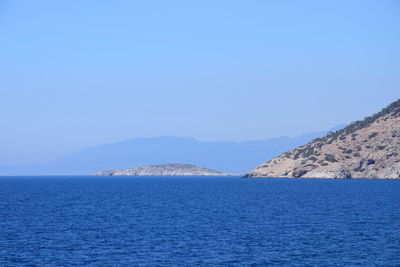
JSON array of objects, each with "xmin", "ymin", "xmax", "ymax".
[
  {"xmin": 0, "ymin": 125, "xmax": 345, "ymax": 175},
  {"xmin": 246, "ymin": 99, "xmax": 400, "ymax": 179}
]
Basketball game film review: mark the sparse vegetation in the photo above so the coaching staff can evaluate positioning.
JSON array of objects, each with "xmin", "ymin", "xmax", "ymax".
[
  {"xmin": 308, "ymin": 156, "xmax": 318, "ymax": 162},
  {"xmin": 367, "ymin": 159, "xmax": 375, "ymax": 165},
  {"xmin": 292, "ymin": 144, "xmax": 318, "ymax": 160},
  {"xmin": 325, "ymin": 154, "xmax": 338, "ymax": 163},
  {"xmin": 368, "ymin": 132, "xmax": 379, "ymax": 139},
  {"xmin": 317, "ymin": 99, "xmax": 400, "ymax": 143},
  {"xmin": 386, "ymin": 152, "xmax": 398, "ymax": 159},
  {"xmin": 343, "ymin": 149, "xmax": 352, "ymax": 154}
]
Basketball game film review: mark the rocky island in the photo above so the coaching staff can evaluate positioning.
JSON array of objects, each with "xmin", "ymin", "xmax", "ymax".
[
  {"xmin": 93, "ymin": 164, "xmax": 235, "ymax": 176},
  {"xmin": 245, "ymin": 99, "xmax": 400, "ymax": 179}
]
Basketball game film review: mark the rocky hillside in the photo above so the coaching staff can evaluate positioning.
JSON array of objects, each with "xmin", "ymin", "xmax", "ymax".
[
  {"xmin": 93, "ymin": 164, "xmax": 235, "ymax": 176},
  {"xmin": 245, "ymin": 99, "xmax": 400, "ymax": 179}
]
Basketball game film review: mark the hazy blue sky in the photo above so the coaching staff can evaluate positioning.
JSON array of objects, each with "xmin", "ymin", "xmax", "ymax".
[{"xmin": 0, "ymin": 0, "xmax": 399, "ymax": 165}]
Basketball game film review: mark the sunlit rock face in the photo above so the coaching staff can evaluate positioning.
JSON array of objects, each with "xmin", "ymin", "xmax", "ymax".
[{"xmin": 246, "ymin": 99, "xmax": 400, "ymax": 179}]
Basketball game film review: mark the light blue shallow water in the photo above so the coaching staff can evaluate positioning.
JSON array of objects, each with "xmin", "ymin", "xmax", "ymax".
[{"xmin": 0, "ymin": 176, "xmax": 399, "ymax": 266}]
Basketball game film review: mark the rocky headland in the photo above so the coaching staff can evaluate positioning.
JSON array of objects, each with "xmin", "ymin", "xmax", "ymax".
[
  {"xmin": 245, "ymin": 99, "xmax": 400, "ymax": 179},
  {"xmin": 93, "ymin": 164, "xmax": 235, "ymax": 176}
]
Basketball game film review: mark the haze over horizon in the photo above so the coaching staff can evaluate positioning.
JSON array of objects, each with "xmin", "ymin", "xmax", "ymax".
[{"xmin": 1, "ymin": 0, "xmax": 399, "ymax": 165}]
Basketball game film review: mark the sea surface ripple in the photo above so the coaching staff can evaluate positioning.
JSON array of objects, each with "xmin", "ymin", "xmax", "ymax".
[{"xmin": 0, "ymin": 176, "xmax": 399, "ymax": 266}]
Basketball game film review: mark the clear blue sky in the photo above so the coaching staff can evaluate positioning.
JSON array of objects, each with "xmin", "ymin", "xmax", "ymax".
[{"xmin": 0, "ymin": 0, "xmax": 399, "ymax": 165}]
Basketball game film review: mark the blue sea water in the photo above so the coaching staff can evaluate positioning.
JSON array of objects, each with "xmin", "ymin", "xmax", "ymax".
[{"xmin": 0, "ymin": 176, "xmax": 399, "ymax": 266}]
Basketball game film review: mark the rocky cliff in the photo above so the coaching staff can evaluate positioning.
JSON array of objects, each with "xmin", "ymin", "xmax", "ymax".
[
  {"xmin": 245, "ymin": 99, "xmax": 400, "ymax": 179},
  {"xmin": 93, "ymin": 164, "xmax": 235, "ymax": 176}
]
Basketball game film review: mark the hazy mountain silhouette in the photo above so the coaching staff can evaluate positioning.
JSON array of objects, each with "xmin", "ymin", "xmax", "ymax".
[{"xmin": 1, "ymin": 125, "xmax": 345, "ymax": 175}]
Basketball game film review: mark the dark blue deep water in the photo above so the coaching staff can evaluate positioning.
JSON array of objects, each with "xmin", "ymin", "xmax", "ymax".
[{"xmin": 0, "ymin": 176, "xmax": 399, "ymax": 266}]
